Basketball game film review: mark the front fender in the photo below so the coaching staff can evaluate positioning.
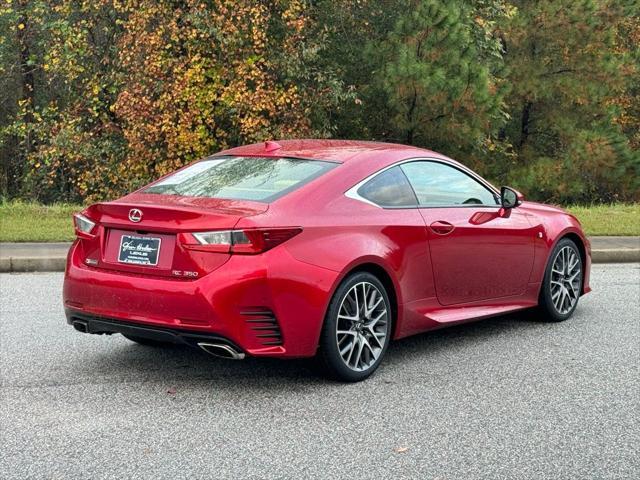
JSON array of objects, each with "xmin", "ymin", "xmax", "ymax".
[{"xmin": 532, "ymin": 214, "xmax": 591, "ymax": 296}]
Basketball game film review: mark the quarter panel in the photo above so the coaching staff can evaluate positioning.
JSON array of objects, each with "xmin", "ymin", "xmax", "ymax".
[
  {"xmin": 280, "ymin": 201, "xmax": 437, "ymax": 340},
  {"xmin": 283, "ymin": 208, "xmax": 436, "ymax": 306}
]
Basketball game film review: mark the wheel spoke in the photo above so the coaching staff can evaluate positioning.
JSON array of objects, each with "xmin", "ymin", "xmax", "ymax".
[
  {"xmin": 368, "ymin": 329, "xmax": 385, "ymax": 348},
  {"xmin": 337, "ymin": 330, "xmax": 356, "ymax": 343},
  {"xmin": 567, "ymin": 270, "xmax": 580, "ymax": 282},
  {"xmin": 337, "ymin": 329, "xmax": 356, "ymax": 335},
  {"xmin": 361, "ymin": 336, "xmax": 376, "ymax": 360},
  {"xmin": 559, "ymin": 288, "xmax": 567, "ymax": 312},
  {"xmin": 365, "ymin": 309, "xmax": 387, "ymax": 328},
  {"xmin": 552, "ymin": 290, "xmax": 562, "ymax": 310},
  {"xmin": 351, "ymin": 289, "xmax": 359, "ymax": 315},
  {"xmin": 353, "ymin": 335, "xmax": 365, "ymax": 368},
  {"xmin": 568, "ymin": 255, "xmax": 579, "ymax": 271},
  {"xmin": 345, "ymin": 336, "xmax": 358, "ymax": 366},
  {"xmin": 339, "ymin": 339, "xmax": 354, "ymax": 356},
  {"xmin": 365, "ymin": 296, "xmax": 383, "ymax": 317},
  {"xmin": 562, "ymin": 287, "xmax": 571, "ymax": 313}
]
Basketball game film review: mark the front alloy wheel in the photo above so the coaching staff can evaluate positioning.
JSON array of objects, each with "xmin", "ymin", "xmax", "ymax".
[
  {"xmin": 549, "ymin": 245, "xmax": 582, "ymax": 315},
  {"xmin": 539, "ymin": 238, "xmax": 583, "ymax": 321},
  {"xmin": 317, "ymin": 272, "xmax": 391, "ymax": 381}
]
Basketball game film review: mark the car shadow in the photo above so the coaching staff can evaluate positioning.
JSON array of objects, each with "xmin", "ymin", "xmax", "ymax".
[
  {"xmin": 386, "ymin": 310, "xmax": 544, "ymax": 364},
  {"xmin": 83, "ymin": 310, "xmax": 549, "ymax": 388}
]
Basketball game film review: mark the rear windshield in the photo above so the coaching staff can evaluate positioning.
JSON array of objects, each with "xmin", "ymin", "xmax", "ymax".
[{"xmin": 143, "ymin": 156, "xmax": 337, "ymax": 202}]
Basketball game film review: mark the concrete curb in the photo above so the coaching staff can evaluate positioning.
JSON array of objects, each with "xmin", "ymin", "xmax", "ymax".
[
  {"xmin": 0, "ymin": 256, "xmax": 67, "ymax": 273},
  {"xmin": 591, "ymin": 249, "xmax": 640, "ymax": 264},
  {"xmin": 1, "ymin": 249, "xmax": 638, "ymax": 273},
  {"xmin": 1, "ymin": 239, "xmax": 639, "ymax": 273},
  {"xmin": 0, "ymin": 242, "xmax": 71, "ymax": 273}
]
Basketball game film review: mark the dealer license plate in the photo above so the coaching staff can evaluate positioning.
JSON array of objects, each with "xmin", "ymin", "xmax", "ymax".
[{"xmin": 118, "ymin": 235, "xmax": 161, "ymax": 266}]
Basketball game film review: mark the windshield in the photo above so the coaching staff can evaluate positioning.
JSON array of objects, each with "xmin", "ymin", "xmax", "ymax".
[{"xmin": 143, "ymin": 156, "xmax": 337, "ymax": 202}]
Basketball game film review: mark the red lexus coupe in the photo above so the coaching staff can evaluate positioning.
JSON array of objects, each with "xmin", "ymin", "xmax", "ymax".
[{"xmin": 64, "ymin": 140, "xmax": 591, "ymax": 381}]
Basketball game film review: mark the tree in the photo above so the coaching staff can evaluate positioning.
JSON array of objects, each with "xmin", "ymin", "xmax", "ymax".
[
  {"xmin": 316, "ymin": 0, "xmax": 514, "ymax": 173},
  {"xmin": 377, "ymin": 1, "xmax": 508, "ymax": 151},
  {"xmin": 503, "ymin": 0, "xmax": 639, "ymax": 203},
  {"xmin": 0, "ymin": 0, "xmax": 638, "ymax": 204},
  {"xmin": 1, "ymin": 0, "xmax": 347, "ymax": 202},
  {"xmin": 111, "ymin": 0, "xmax": 330, "ymax": 194},
  {"xmin": 1, "ymin": 0, "xmax": 126, "ymax": 202}
]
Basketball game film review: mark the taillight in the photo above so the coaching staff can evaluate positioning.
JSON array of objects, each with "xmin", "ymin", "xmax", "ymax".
[
  {"xmin": 73, "ymin": 213, "xmax": 96, "ymax": 238},
  {"xmin": 183, "ymin": 228, "xmax": 302, "ymax": 254}
]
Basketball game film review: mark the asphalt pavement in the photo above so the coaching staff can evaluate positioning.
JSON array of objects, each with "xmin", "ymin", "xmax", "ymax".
[{"xmin": 1, "ymin": 264, "xmax": 639, "ymax": 479}]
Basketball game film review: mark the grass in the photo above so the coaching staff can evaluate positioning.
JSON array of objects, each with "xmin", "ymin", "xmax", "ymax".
[
  {"xmin": 0, "ymin": 201, "xmax": 80, "ymax": 242},
  {"xmin": 0, "ymin": 200, "xmax": 637, "ymax": 242},
  {"xmin": 566, "ymin": 203, "xmax": 639, "ymax": 236}
]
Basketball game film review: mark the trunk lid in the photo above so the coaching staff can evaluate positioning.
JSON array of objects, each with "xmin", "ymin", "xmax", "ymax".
[{"xmin": 79, "ymin": 194, "xmax": 268, "ymax": 278}]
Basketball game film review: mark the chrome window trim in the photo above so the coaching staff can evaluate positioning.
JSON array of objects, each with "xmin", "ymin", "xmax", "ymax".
[{"xmin": 344, "ymin": 157, "xmax": 501, "ymax": 209}]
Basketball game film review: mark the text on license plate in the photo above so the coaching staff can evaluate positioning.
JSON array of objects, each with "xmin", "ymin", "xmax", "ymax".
[{"xmin": 118, "ymin": 235, "xmax": 161, "ymax": 266}]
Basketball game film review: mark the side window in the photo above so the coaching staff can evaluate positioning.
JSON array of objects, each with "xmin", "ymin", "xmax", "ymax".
[
  {"xmin": 400, "ymin": 161, "xmax": 498, "ymax": 206},
  {"xmin": 357, "ymin": 166, "xmax": 418, "ymax": 207}
]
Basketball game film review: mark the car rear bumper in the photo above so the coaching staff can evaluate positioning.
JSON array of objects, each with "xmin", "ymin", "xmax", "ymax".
[
  {"xmin": 66, "ymin": 309, "xmax": 244, "ymax": 350},
  {"xmin": 63, "ymin": 240, "xmax": 339, "ymax": 358}
]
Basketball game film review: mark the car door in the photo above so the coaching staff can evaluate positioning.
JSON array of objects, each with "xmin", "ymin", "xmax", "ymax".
[{"xmin": 399, "ymin": 160, "xmax": 536, "ymax": 306}]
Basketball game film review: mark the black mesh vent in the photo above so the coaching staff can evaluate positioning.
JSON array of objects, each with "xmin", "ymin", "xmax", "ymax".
[{"xmin": 241, "ymin": 309, "xmax": 283, "ymax": 346}]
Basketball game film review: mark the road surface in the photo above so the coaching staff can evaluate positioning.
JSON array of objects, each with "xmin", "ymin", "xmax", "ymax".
[{"xmin": 1, "ymin": 264, "xmax": 639, "ymax": 479}]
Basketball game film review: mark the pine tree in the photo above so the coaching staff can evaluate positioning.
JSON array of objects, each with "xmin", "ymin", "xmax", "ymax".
[
  {"xmin": 503, "ymin": 0, "xmax": 639, "ymax": 202},
  {"xmin": 375, "ymin": 0, "xmax": 508, "ymax": 162}
]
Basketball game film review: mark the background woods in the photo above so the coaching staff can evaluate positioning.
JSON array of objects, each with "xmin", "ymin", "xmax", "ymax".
[{"xmin": 1, "ymin": 0, "xmax": 638, "ymax": 204}]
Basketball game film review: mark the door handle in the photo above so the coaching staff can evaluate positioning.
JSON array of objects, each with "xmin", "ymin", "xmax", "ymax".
[{"xmin": 429, "ymin": 220, "xmax": 455, "ymax": 235}]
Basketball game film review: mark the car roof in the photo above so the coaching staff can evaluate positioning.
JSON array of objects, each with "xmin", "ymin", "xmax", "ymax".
[{"xmin": 216, "ymin": 139, "xmax": 446, "ymax": 164}]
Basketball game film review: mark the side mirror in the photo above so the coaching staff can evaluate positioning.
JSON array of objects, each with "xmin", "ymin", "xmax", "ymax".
[{"xmin": 500, "ymin": 186, "xmax": 524, "ymax": 209}]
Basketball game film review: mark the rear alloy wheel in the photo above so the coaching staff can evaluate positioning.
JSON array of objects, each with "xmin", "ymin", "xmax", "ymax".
[
  {"xmin": 538, "ymin": 238, "xmax": 583, "ymax": 322},
  {"xmin": 317, "ymin": 272, "xmax": 391, "ymax": 382}
]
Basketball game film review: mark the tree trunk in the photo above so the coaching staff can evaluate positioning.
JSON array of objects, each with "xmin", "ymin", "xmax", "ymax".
[
  {"xmin": 519, "ymin": 101, "xmax": 532, "ymax": 149},
  {"xmin": 17, "ymin": 10, "xmax": 35, "ymax": 128},
  {"xmin": 11, "ymin": 3, "xmax": 35, "ymax": 197},
  {"xmin": 406, "ymin": 85, "xmax": 417, "ymax": 145}
]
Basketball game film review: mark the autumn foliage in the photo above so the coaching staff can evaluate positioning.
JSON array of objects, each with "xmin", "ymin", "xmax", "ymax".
[{"xmin": 0, "ymin": 0, "xmax": 638, "ymax": 204}]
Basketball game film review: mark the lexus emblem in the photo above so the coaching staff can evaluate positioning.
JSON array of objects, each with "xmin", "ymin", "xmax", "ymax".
[{"xmin": 128, "ymin": 208, "xmax": 143, "ymax": 223}]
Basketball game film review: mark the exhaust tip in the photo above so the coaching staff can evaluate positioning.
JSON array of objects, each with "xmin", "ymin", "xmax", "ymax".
[
  {"xmin": 72, "ymin": 320, "xmax": 88, "ymax": 333},
  {"xmin": 197, "ymin": 342, "xmax": 245, "ymax": 360}
]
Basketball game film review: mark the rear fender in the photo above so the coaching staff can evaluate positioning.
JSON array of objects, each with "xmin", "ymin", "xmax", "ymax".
[{"xmin": 325, "ymin": 256, "xmax": 403, "ymax": 339}]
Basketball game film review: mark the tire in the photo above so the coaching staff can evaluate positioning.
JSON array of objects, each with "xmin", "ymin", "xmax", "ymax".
[
  {"xmin": 122, "ymin": 334, "xmax": 174, "ymax": 347},
  {"xmin": 316, "ymin": 272, "xmax": 392, "ymax": 382},
  {"xmin": 537, "ymin": 238, "xmax": 583, "ymax": 322}
]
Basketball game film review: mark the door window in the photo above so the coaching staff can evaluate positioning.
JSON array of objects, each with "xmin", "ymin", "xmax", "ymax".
[{"xmin": 400, "ymin": 161, "xmax": 498, "ymax": 206}]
